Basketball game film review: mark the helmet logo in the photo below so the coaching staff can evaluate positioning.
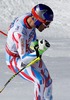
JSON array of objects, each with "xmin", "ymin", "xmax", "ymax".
[{"xmin": 36, "ymin": 6, "xmax": 47, "ymax": 20}]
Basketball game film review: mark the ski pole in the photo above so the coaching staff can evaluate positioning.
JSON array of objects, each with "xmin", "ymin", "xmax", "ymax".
[
  {"xmin": 0, "ymin": 57, "xmax": 40, "ymax": 93},
  {"xmin": 0, "ymin": 31, "xmax": 7, "ymax": 36}
]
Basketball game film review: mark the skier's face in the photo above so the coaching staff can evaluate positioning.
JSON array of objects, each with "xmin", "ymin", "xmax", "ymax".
[
  {"xmin": 28, "ymin": 16, "xmax": 51, "ymax": 32},
  {"xmin": 27, "ymin": 16, "xmax": 36, "ymax": 28}
]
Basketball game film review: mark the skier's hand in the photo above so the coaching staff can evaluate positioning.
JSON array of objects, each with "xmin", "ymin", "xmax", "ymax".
[
  {"xmin": 30, "ymin": 39, "xmax": 38, "ymax": 50},
  {"xmin": 30, "ymin": 39, "xmax": 50, "ymax": 57}
]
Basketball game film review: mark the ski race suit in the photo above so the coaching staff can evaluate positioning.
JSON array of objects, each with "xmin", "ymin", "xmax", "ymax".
[{"xmin": 6, "ymin": 13, "xmax": 52, "ymax": 100}]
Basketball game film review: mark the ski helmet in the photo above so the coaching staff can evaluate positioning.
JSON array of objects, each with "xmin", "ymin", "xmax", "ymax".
[{"xmin": 31, "ymin": 4, "xmax": 54, "ymax": 28}]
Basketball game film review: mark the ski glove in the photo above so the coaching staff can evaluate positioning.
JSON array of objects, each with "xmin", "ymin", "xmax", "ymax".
[{"xmin": 30, "ymin": 39, "xmax": 50, "ymax": 58}]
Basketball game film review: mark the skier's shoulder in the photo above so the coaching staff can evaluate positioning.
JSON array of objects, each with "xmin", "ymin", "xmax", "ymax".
[
  {"xmin": 14, "ymin": 13, "xmax": 31, "ymax": 29},
  {"xmin": 19, "ymin": 12, "xmax": 32, "ymax": 19},
  {"xmin": 18, "ymin": 12, "xmax": 32, "ymax": 24}
]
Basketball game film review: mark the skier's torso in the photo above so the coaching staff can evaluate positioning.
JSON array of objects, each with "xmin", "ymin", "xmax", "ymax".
[{"xmin": 6, "ymin": 13, "xmax": 36, "ymax": 56}]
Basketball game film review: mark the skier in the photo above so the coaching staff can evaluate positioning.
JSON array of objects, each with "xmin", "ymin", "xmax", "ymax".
[{"xmin": 6, "ymin": 4, "xmax": 54, "ymax": 100}]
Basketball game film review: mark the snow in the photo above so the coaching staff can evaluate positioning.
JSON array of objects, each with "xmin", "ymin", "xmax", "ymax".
[{"xmin": 0, "ymin": 0, "xmax": 70, "ymax": 100}]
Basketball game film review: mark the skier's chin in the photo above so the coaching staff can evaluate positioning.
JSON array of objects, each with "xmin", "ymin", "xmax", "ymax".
[{"xmin": 38, "ymin": 29, "xmax": 44, "ymax": 32}]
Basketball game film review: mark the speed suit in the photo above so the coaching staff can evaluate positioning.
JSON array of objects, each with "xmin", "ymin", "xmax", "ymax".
[{"xmin": 6, "ymin": 13, "xmax": 52, "ymax": 100}]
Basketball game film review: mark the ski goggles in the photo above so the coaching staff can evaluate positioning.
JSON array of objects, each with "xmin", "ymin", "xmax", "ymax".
[{"xmin": 32, "ymin": 17, "xmax": 51, "ymax": 28}]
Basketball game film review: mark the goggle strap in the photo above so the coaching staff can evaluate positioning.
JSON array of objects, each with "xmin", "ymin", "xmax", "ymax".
[{"xmin": 32, "ymin": 8, "xmax": 46, "ymax": 23}]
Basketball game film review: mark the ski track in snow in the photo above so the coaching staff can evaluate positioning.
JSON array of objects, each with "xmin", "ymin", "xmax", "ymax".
[{"xmin": 0, "ymin": 0, "xmax": 70, "ymax": 100}]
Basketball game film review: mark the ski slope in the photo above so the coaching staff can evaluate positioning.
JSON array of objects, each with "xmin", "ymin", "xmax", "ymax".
[{"xmin": 0, "ymin": 0, "xmax": 70, "ymax": 100}]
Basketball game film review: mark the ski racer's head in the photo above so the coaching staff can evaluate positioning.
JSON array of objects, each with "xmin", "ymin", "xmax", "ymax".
[{"xmin": 31, "ymin": 4, "xmax": 54, "ymax": 32}]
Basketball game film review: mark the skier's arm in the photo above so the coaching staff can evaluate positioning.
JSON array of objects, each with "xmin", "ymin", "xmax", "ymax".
[
  {"xmin": 12, "ymin": 31, "xmax": 37, "ymax": 65},
  {"xmin": 20, "ymin": 39, "xmax": 50, "ymax": 65},
  {"xmin": 12, "ymin": 32, "xmax": 50, "ymax": 65}
]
